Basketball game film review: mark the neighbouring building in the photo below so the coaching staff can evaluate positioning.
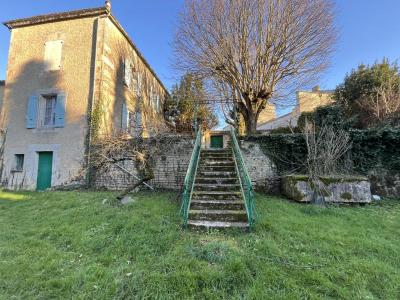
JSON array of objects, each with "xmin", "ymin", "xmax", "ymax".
[
  {"xmin": 257, "ymin": 86, "xmax": 334, "ymax": 131},
  {"xmin": 0, "ymin": 81, "xmax": 4, "ymax": 110},
  {"xmin": 0, "ymin": 3, "xmax": 168, "ymax": 190}
]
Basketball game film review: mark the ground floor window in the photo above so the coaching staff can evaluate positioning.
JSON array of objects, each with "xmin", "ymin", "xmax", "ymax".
[{"xmin": 12, "ymin": 154, "xmax": 24, "ymax": 172}]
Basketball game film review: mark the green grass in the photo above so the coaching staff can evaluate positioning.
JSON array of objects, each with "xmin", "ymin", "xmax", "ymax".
[{"xmin": 0, "ymin": 191, "xmax": 399, "ymax": 299}]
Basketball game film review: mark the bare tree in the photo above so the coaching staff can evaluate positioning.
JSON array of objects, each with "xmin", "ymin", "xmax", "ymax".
[
  {"xmin": 303, "ymin": 120, "xmax": 352, "ymax": 204},
  {"xmin": 174, "ymin": 0, "xmax": 336, "ymax": 134}
]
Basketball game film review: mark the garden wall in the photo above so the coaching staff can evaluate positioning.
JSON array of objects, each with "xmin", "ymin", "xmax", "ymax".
[
  {"xmin": 92, "ymin": 136, "xmax": 278, "ymax": 192},
  {"xmin": 93, "ymin": 136, "xmax": 193, "ymax": 190},
  {"xmin": 243, "ymin": 128, "xmax": 400, "ymax": 198}
]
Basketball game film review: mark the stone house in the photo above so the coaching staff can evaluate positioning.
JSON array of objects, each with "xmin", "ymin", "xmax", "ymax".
[
  {"xmin": 257, "ymin": 86, "xmax": 334, "ymax": 131},
  {"xmin": 0, "ymin": 81, "xmax": 4, "ymax": 110},
  {"xmin": 0, "ymin": 4, "xmax": 168, "ymax": 190}
]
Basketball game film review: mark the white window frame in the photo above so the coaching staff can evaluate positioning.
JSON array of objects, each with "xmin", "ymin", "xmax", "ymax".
[{"xmin": 37, "ymin": 94, "xmax": 57, "ymax": 128}]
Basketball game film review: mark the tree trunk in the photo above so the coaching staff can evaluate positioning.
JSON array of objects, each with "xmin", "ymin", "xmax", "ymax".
[{"xmin": 244, "ymin": 111, "xmax": 258, "ymax": 135}]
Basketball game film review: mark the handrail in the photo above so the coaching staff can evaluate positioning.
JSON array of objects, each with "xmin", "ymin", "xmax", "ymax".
[
  {"xmin": 180, "ymin": 128, "xmax": 202, "ymax": 227},
  {"xmin": 230, "ymin": 127, "xmax": 255, "ymax": 228}
]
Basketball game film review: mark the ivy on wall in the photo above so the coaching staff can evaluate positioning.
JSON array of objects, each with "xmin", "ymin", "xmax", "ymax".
[{"xmin": 243, "ymin": 128, "xmax": 400, "ymax": 175}]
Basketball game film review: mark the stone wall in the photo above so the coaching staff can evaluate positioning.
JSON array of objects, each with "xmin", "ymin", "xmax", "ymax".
[
  {"xmin": 368, "ymin": 170, "xmax": 400, "ymax": 198},
  {"xmin": 92, "ymin": 137, "xmax": 279, "ymax": 193},
  {"xmin": 282, "ymin": 175, "xmax": 372, "ymax": 203},
  {"xmin": 240, "ymin": 141, "xmax": 280, "ymax": 194},
  {"xmin": 93, "ymin": 136, "xmax": 193, "ymax": 190}
]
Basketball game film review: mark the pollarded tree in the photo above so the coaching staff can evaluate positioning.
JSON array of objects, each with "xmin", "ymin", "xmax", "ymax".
[{"xmin": 174, "ymin": 0, "xmax": 336, "ymax": 134}]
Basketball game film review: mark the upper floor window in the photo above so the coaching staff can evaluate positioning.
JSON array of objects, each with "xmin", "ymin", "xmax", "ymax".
[
  {"xmin": 26, "ymin": 92, "xmax": 67, "ymax": 129},
  {"xmin": 43, "ymin": 95, "xmax": 57, "ymax": 126},
  {"xmin": 44, "ymin": 40, "xmax": 63, "ymax": 71},
  {"xmin": 124, "ymin": 58, "xmax": 134, "ymax": 89}
]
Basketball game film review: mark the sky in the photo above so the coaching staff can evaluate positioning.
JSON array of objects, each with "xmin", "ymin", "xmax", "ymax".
[{"xmin": 0, "ymin": 0, "xmax": 399, "ymax": 116}]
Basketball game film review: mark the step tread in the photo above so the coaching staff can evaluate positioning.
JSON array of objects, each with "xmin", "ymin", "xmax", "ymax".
[
  {"xmin": 188, "ymin": 220, "xmax": 248, "ymax": 228},
  {"xmin": 189, "ymin": 209, "xmax": 247, "ymax": 215},
  {"xmin": 195, "ymin": 183, "xmax": 240, "ymax": 187},
  {"xmin": 193, "ymin": 191, "xmax": 242, "ymax": 195},
  {"xmin": 191, "ymin": 199, "xmax": 244, "ymax": 204},
  {"xmin": 196, "ymin": 177, "xmax": 238, "ymax": 180}
]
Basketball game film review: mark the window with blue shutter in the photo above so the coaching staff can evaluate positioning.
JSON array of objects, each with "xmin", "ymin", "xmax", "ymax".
[
  {"xmin": 26, "ymin": 95, "xmax": 39, "ymax": 129},
  {"xmin": 121, "ymin": 102, "xmax": 129, "ymax": 130},
  {"xmin": 54, "ymin": 93, "xmax": 66, "ymax": 127}
]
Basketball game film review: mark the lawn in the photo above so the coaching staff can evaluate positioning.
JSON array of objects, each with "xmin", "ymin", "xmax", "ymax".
[{"xmin": 0, "ymin": 190, "xmax": 399, "ymax": 299}]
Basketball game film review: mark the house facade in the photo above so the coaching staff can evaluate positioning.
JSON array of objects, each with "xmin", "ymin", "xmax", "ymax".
[
  {"xmin": 257, "ymin": 87, "xmax": 334, "ymax": 131},
  {"xmin": 0, "ymin": 4, "xmax": 168, "ymax": 190},
  {"xmin": 0, "ymin": 81, "xmax": 4, "ymax": 110}
]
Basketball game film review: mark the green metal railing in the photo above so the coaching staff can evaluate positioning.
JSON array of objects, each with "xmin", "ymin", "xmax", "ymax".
[
  {"xmin": 180, "ymin": 128, "xmax": 202, "ymax": 227},
  {"xmin": 230, "ymin": 128, "xmax": 255, "ymax": 228}
]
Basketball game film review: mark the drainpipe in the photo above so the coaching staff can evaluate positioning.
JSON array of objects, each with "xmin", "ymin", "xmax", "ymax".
[{"xmin": 85, "ymin": 17, "xmax": 100, "ymax": 188}]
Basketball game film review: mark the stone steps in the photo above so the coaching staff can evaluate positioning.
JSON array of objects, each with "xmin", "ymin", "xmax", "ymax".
[
  {"xmin": 196, "ymin": 177, "xmax": 238, "ymax": 184},
  {"xmin": 192, "ymin": 191, "xmax": 242, "ymax": 200},
  {"xmin": 195, "ymin": 183, "xmax": 240, "ymax": 192},
  {"xmin": 189, "ymin": 209, "xmax": 248, "ymax": 222},
  {"xmin": 191, "ymin": 199, "xmax": 245, "ymax": 210},
  {"xmin": 197, "ymin": 171, "xmax": 237, "ymax": 178},
  {"xmin": 187, "ymin": 147, "xmax": 249, "ymax": 230},
  {"xmin": 188, "ymin": 220, "xmax": 249, "ymax": 231},
  {"xmin": 199, "ymin": 165, "xmax": 236, "ymax": 172}
]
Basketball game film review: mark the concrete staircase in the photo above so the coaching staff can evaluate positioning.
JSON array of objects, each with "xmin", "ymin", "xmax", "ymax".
[{"xmin": 188, "ymin": 148, "xmax": 249, "ymax": 230}]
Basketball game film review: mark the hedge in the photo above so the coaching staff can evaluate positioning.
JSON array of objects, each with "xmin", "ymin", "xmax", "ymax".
[{"xmin": 242, "ymin": 127, "xmax": 400, "ymax": 174}]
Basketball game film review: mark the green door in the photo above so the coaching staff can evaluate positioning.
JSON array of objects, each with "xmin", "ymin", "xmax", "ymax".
[
  {"xmin": 210, "ymin": 135, "xmax": 223, "ymax": 149},
  {"xmin": 37, "ymin": 152, "xmax": 53, "ymax": 191}
]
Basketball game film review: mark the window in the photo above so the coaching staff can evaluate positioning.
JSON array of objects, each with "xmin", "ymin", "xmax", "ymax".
[
  {"xmin": 124, "ymin": 58, "xmax": 134, "ymax": 89},
  {"xmin": 13, "ymin": 154, "xmax": 24, "ymax": 172},
  {"xmin": 26, "ymin": 93, "xmax": 66, "ymax": 129},
  {"xmin": 126, "ymin": 111, "xmax": 142, "ymax": 136},
  {"xmin": 44, "ymin": 40, "xmax": 63, "ymax": 71},
  {"xmin": 156, "ymin": 95, "xmax": 161, "ymax": 112},
  {"xmin": 40, "ymin": 95, "xmax": 57, "ymax": 127}
]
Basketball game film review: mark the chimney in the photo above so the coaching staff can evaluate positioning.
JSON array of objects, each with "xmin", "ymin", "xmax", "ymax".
[
  {"xmin": 312, "ymin": 85, "xmax": 320, "ymax": 92},
  {"xmin": 105, "ymin": 0, "xmax": 112, "ymax": 12}
]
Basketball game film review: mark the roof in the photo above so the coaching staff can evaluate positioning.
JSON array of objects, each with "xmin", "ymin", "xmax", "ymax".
[
  {"xmin": 3, "ymin": 7, "xmax": 108, "ymax": 29},
  {"xmin": 3, "ymin": 7, "xmax": 168, "ymax": 95},
  {"xmin": 0, "ymin": 80, "xmax": 5, "ymax": 86}
]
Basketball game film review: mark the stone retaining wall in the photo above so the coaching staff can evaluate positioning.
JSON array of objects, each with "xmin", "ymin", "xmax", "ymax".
[
  {"xmin": 93, "ymin": 136, "xmax": 193, "ymax": 190},
  {"xmin": 92, "ymin": 137, "xmax": 279, "ymax": 192},
  {"xmin": 282, "ymin": 175, "xmax": 372, "ymax": 203}
]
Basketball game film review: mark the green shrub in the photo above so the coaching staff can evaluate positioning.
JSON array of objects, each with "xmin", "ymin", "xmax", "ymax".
[{"xmin": 244, "ymin": 127, "xmax": 400, "ymax": 174}]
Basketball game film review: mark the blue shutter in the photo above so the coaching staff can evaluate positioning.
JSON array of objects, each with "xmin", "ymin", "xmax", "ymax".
[
  {"xmin": 55, "ymin": 92, "xmax": 66, "ymax": 128},
  {"xmin": 26, "ymin": 95, "xmax": 38, "ymax": 129},
  {"xmin": 121, "ymin": 103, "xmax": 128, "ymax": 130}
]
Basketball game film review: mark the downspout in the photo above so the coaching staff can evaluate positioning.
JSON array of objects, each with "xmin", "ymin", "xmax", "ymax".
[
  {"xmin": 85, "ymin": 17, "xmax": 100, "ymax": 188},
  {"xmin": 86, "ymin": 9, "xmax": 109, "ymax": 188}
]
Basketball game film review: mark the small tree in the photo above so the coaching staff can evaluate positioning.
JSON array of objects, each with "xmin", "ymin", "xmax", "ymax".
[
  {"xmin": 303, "ymin": 121, "xmax": 352, "ymax": 204},
  {"xmin": 165, "ymin": 74, "xmax": 218, "ymax": 132},
  {"xmin": 334, "ymin": 59, "xmax": 400, "ymax": 128},
  {"xmin": 174, "ymin": 0, "xmax": 336, "ymax": 135}
]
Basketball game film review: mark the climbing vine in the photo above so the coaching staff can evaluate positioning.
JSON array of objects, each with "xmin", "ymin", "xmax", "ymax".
[{"xmin": 243, "ymin": 127, "xmax": 400, "ymax": 174}]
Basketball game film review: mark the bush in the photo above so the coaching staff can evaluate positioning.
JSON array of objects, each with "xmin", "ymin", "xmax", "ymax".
[{"xmin": 297, "ymin": 105, "xmax": 353, "ymax": 131}]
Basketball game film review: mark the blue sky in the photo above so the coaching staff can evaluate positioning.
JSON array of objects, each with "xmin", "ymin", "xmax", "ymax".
[{"xmin": 0, "ymin": 0, "xmax": 399, "ymax": 115}]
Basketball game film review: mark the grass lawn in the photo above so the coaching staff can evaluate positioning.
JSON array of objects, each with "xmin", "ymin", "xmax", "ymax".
[{"xmin": 0, "ymin": 190, "xmax": 399, "ymax": 299}]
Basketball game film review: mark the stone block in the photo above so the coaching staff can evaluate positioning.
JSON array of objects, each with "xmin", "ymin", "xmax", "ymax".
[{"xmin": 282, "ymin": 175, "xmax": 372, "ymax": 203}]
